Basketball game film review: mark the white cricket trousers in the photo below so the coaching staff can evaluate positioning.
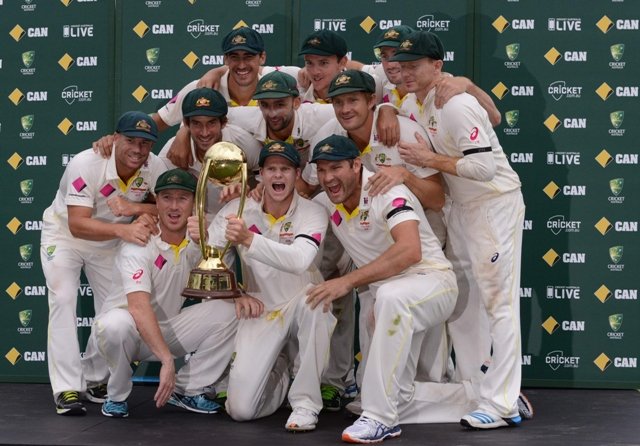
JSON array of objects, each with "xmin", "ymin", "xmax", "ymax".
[
  {"xmin": 360, "ymin": 270, "xmax": 458, "ymax": 427},
  {"xmin": 226, "ymin": 286, "xmax": 336, "ymax": 421},
  {"xmin": 41, "ymin": 242, "xmax": 113, "ymax": 399},
  {"xmin": 92, "ymin": 299, "xmax": 238, "ymax": 402},
  {"xmin": 446, "ymin": 190, "xmax": 525, "ymax": 417}
]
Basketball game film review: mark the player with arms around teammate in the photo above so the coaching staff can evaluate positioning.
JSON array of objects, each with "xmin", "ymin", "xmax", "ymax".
[
  {"xmin": 41, "ymin": 112, "xmax": 166, "ymax": 415},
  {"xmin": 159, "ymin": 87, "xmax": 261, "ymax": 215},
  {"xmin": 91, "ymin": 169, "xmax": 257, "ymax": 418},
  {"xmin": 307, "ymin": 135, "xmax": 458, "ymax": 443},
  {"xmin": 394, "ymin": 31, "xmax": 525, "ymax": 430},
  {"xmin": 189, "ymin": 141, "xmax": 335, "ymax": 431}
]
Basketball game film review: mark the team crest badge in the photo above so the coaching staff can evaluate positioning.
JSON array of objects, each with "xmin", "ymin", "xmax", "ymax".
[
  {"xmin": 608, "ymin": 314, "xmax": 623, "ymax": 332},
  {"xmin": 334, "ymin": 74, "xmax": 350, "ymax": 86},
  {"xmin": 19, "ymin": 244, "xmax": 33, "ymax": 261},
  {"xmin": 308, "ymin": 38, "xmax": 322, "ymax": 46},
  {"xmin": 22, "ymin": 50, "xmax": 35, "ymax": 68},
  {"xmin": 20, "ymin": 179, "xmax": 33, "ymax": 196},
  {"xmin": 21, "ymin": 115, "xmax": 34, "ymax": 132},
  {"xmin": 269, "ymin": 142, "xmax": 285, "ymax": 153},
  {"xmin": 384, "ymin": 29, "xmax": 400, "ymax": 40},
  {"xmin": 262, "ymin": 80, "xmax": 278, "ymax": 90},
  {"xmin": 505, "ymin": 110, "xmax": 519, "ymax": 128},
  {"xmin": 146, "ymin": 48, "xmax": 160, "ymax": 65},
  {"xmin": 399, "ymin": 39, "xmax": 413, "ymax": 50},
  {"xmin": 609, "ymin": 178, "xmax": 623, "ymax": 196},
  {"xmin": 136, "ymin": 120, "xmax": 151, "ymax": 131},
  {"xmin": 609, "ymin": 246, "xmax": 623, "ymax": 264},
  {"xmin": 232, "ymin": 35, "xmax": 247, "ymax": 45},
  {"xmin": 195, "ymin": 97, "xmax": 211, "ymax": 107},
  {"xmin": 610, "ymin": 111, "xmax": 624, "ymax": 129},
  {"xmin": 610, "ymin": 44, "xmax": 624, "ymax": 62},
  {"xmin": 505, "ymin": 43, "xmax": 520, "ymax": 61},
  {"xmin": 19, "ymin": 309, "xmax": 32, "ymax": 328}
]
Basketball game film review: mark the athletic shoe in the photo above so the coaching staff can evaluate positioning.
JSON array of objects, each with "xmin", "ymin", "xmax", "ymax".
[
  {"xmin": 285, "ymin": 407, "xmax": 318, "ymax": 432},
  {"xmin": 85, "ymin": 384, "xmax": 108, "ymax": 404},
  {"xmin": 345, "ymin": 395, "xmax": 363, "ymax": 416},
  {"xmin": 517, "ymin": 391, "xmax": 534, "ymax": 420},
  {"xmin": 101, "ymin": 399, "xmax": 129, "ymax": 418},
  {"xmin": 214, "ymin": 390, "xmax": 227, "ymax": 407},
  {"xmin": 56, "ymin": 391, "xmax": 87, "ymax": 416},
  {"xmin": 460, "ymin": 411, "xmax": 521, "ymax": 429},
  {"xmin": 167, "ymin": 392, "xmax": 221, "ymax": 414},
  {"xmin": 321, "ymin": 384, "xmax": 342, "ymax": 411},
  {"xmin": 342, "ymin": 416, "xmax": 401, "ymax": 443},
  {"xmin": 344, "ymin": 383, "xmax": 359, "ymax": 399}
]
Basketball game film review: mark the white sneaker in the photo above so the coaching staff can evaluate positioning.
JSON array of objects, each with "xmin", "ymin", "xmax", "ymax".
[
  {"xmin": 342, "ymin": 416, "xmax": 401, "ymax": 443},
  {"xmin": 345, "ymin": 395, "xmax": 363, "ymax": 416},
  {"xmin": 285, "ymin": 406, "xmax": 318, "ymax": 432},
  {"xmin": 460, "ymin": 411, "xmax": 521, "ymax": 429}
]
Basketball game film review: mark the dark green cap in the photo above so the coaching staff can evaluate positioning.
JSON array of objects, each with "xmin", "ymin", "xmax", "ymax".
[
  {"xmin": 389, "ymin": 30, "xmax": 445, "ymax": 62},
  {"xmin": 182, "ymin": 88, "xmax": 228, "ymax": 118},
  {"xmin": 116, "ymin": 111, "xmax": 158, "ymax": 142},
  {"xmin": 253, "ymin": 71, "xmax": 299, "ymax": 100},
  {"xmin": 222, "ymin": 27, "xmax": 264, "ymax": 54},
  {"xmin": 154, "ymin": 168, "xmax": 197, "ymax": 194},
  {"xmin": 327, "ymin": 69, "xmax": 375, "ymax": 98},
  {"xmin": 311, "ymin": 135, "xmax": 360, "ymax": 163},
  {"xmin": 299, "ymin": 30, "xmax": 347, "ymax": 58},
  {"xmin": 259, "ymin": 141, "xmax": 301, "ymax": 167},
  {"xmin": 374, "ymin": 25, "xmax": 415, "ymax": 48}
]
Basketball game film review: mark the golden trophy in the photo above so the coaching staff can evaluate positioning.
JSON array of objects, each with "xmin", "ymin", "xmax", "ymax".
[{"xmin": 182, "ymin": 142, "xmax": 247, "ymax": 299}]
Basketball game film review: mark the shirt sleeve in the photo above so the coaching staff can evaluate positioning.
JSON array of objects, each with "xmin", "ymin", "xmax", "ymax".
[
  {"xmin": 378, "ymin": 186, "xmax": 421, "ymax": 231},
  {"xmin": 64, "ymin": 155, "xmax": 98, "ymax": 208},
  {"xmin": 243, "ymin": 201, "xmax": 327, "ymax": 274},
  {"xmin": 157, "ymin": 80, "xmax": 198, "ymax": 127},
  {"xmin": 118, "ymin": 243, "xmax": 153, "ymax": 295}
]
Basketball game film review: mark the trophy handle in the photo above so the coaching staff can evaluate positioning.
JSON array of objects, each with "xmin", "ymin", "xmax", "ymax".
[
  {"xmin": 219, "ymin": 163, "xmax": 248, "ymax": 261},
  {"xmin": 195, "ymin": 161, "xmax": 248, "ymax": 264},
  {"xmin": 196, "ymin": 158, "xmax": 212, "ymax": 260}
]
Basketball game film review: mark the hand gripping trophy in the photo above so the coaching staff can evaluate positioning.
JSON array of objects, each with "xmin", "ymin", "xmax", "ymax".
[{"xmin": 182, "ymin": 142, "xmax": 247, "ymax": 299}]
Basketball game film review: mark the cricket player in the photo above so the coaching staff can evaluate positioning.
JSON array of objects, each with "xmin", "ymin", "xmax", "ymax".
[
  {"xmin": 296, "ymin": 69, "xmax": 451, "ymax": 392},
  {"xmin": 91, "ymin": 169, "xmax": 255, "ymax": 418},
  {"xmin": 307, "ymin": 135, "xmax": 460, "ymax": 443},
  {"xmin": 394, "ymin": 30, "xmax": 525, "ymax": 429},
  {"xmin": 352, "ymin": 25, "xmax": 501, "ymax": 126},
  {"xmin": 225, "ymin": 71, "xmax": 335, "ymax": 165},
  {"xmin": 158, "ymin": 87, "xmax": 261, "ymax": 215},
  {"xmin": 224, "ymin": 71, "xmax": 357, "ymax": 411},
  {"xmin": 189, "ymin": 141, "xmax": 334, "ymax": 431},
  {"xmin": 42, "ymin": 111, "xmax": 166, "ymax": 415}
]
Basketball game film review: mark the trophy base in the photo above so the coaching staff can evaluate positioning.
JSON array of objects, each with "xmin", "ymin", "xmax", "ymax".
[{"xmin": 182, "ymin": 267, "xmax": 243, "ymax": 300}]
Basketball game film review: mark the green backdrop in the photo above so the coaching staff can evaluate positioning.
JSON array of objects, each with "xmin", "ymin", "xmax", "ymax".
[{"xmin": 1, "ymin": 0, "xmax": 638, "ymax": 388}]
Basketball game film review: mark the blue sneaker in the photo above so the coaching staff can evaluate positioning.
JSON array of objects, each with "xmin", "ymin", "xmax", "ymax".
[
  {"xmin": 460, "ymin": 411, "xmax": 521, "ymax": 429},
  {"xmin": 101, "ymin": 399, "xmax": 129, "ymax": 418},
  {"xmin": 167, "ymin": 392, "xmax": 221, "ymax": 414},
  {"xmin": 342, "ymin": 416, "xmax": 401, "ymax": 443}
]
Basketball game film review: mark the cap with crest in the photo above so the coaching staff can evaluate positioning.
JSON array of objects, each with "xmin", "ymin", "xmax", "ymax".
[
  {"xmin": 222, "ymin": 27, "xmax": 265, "ymax": 54},
  {"xmin": 327, "ymin": 70, "xmax": 375, "ymax": 98},
  {"xmin": 115, "ymin": 111, "xmax": 158, "ymax": 142},
  {"xmin": 154, "ymin": 168, "xmax": 197, "ymax": 194},
  {"xmin": 253, "ymin": 71, "xmax": 300, "ymax": 100},
  {"xmin": 259, "ymin": 140, "xmax": 301, "ymax": 167},
  {"xmin": 182, "ymin": 88, "xmax": 228, "ymax": 118},
  {"xmin": 311, "ymin": 135, "xmax": 360, "ymax": 162},
  {"xmin": 389, "ymin": 30, "xmax": 445, "ymax": 62},
  {"xmin": 299, "ymin": 30, "xmax": 348, "ymax": 58}
]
